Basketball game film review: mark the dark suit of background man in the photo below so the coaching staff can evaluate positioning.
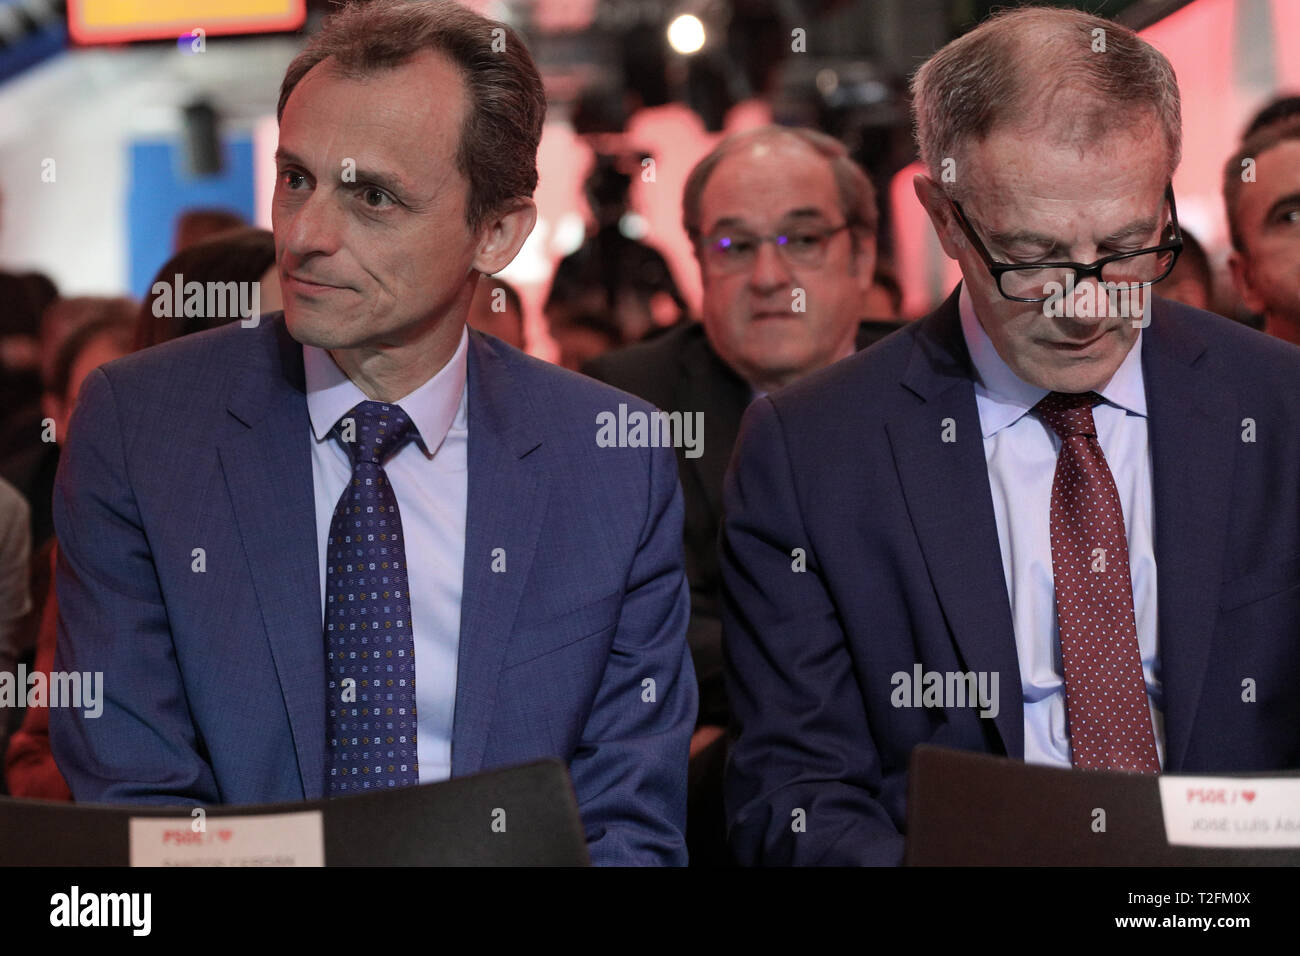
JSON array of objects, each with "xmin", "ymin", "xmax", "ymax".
[
  {"xmin": 587, "ymin": 126, "xmax": 900, "ymax": 864},
  {"xmin": 50, "ymin": 0, "xmax": 696, "ymax": 866},
  {"xmin": 722, "ymin": 6, "xmax": 1300, "ymax": 866}
]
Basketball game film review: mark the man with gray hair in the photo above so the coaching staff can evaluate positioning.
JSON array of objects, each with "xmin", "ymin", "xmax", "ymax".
[
  {"xmin": 51, "ymin": 0, "xmax": 695, "ymax": 865},
  {"xmin": 722, "ymin": 5, "xmax": 1300, "ymax": 865}
]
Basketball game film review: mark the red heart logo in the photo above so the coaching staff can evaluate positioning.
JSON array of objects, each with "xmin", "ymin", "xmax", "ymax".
[
  {"xmin": 1241, "ymin": 791, "xmax": 1256, "ymax": 803},
  {"xmin": 218, "ymin": 829, "xmax": 233, "ymax": 841}
]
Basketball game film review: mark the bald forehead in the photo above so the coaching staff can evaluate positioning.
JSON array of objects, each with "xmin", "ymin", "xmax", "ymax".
[
  {"xmin": 963, "ymin": 116, "xmax": 1168, "ymax": 200},
  {"xmin": 699, "ymin": 137, "xmax": 841, "ymax": 229},
  {"xmin": 281, "ymin": 48, "xmax": 468, "ymax": 186}
]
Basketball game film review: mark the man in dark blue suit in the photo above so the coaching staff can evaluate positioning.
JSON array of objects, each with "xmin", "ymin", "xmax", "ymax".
[
  {"xmin": 722, "ymin": 6, "xmax": 1300, "ymax": 865},
  {"xmin": 49, "ymin": 0, "xmax": 695, "ymax": 866}
]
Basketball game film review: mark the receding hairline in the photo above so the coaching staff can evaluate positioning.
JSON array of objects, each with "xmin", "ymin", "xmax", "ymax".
[
  {"xmin": 683, "ymin": 125, "xmax": 877, "ymax": 239},
  {"xmin": 697, "ymin": 133, "xmax": 842, "ymax": 207},
  {"xmin": 275, "ymin": 48, "xmax": 476, "ymax": 209},
  {"xmin": 926, "ymin": 81, "xmax": 1176, "ymax": 193},
  {"xmin": 911, "ymin": 6, "xmax": 1182, "ymax": 197},
  {"xmin": 278, "ymin": 46, "xmax": 469, "ymax": 123}
]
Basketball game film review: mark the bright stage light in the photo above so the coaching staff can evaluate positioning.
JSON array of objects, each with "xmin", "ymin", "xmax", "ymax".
[{"xmin": 667, "ymin": 14, "xmax": 706, "ymax": 55}]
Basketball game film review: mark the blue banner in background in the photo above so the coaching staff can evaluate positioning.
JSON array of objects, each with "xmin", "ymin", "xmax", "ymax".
[{"xmin": 127, "ymin": 135, "xmax": 256, "ymax": 299}]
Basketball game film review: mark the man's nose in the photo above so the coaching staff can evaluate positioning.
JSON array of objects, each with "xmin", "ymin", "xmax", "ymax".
[
  {"xmin": 1067, "ymin": 273, "xmax": 1114, "ymax": 325},
  {"xmin": 282, "ymin": 188, "xmax": 344, "ymax": 259},
  {"xmin": 748, "ymin": 238, "xmax": 793, "ymax": 294}
]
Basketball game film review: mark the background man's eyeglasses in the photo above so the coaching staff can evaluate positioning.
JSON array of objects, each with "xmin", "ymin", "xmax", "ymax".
[
  {"xmin": 948, "ymin": 184, "xmax": 1184, "ymax": 303},
  {"xmin": 696, "ymin": 222, "xmax": 851, "ymax": 275}
]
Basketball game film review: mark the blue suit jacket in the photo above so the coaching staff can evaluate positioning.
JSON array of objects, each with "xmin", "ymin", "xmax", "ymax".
[
  {"xmin": 721, "ymin": 287, "xmax": 1300, "ymax": 866},
  {"xmin": 50, "ymin": 313, "xmax": 696, "ymax": 866}
]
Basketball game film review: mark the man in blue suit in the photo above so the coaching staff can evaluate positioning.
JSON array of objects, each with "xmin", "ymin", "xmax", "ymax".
[
  {"xmin": 722, "ymin": 6, "xmax": 1300, "ymax": 865},
  {"xmin": 50, "ymin": 0, "xmax": 695, "ymax": 866}
]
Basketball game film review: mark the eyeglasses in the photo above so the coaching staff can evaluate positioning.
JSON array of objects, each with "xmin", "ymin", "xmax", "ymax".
[
  {"xmin": 695, "ymin": 222, "xmax": 852, "ymax": 275},
  {"xmin": 948, "ymin": 184, "xmax": 1184, "ymax": 303}
]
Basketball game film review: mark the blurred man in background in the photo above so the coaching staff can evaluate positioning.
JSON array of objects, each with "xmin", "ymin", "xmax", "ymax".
[
  {"xmin": 1243, "ymin": 94, "xmax": 1300, "ymax": 139},
  {"xmin": 3, "ymin": 307, "xmax": 133, "ymax": 800},
  {"xmin": 0, "ymin": 477, "xmax": 30, "ymax": 788},
  {"xmin": 586, "ymin": 124, "xmax": 898, "ymax": 865},
  {"xmin": 0, "ymin": 297, "xmax": 135, "ymax": 558},
  {"xmin": 545, "ymin": 152, "xmax": 686, "ymax": 345},
  {"xmin": 1223, "ymin": 118, "xmax": 1300, "ymax": 345},
  {"xmin": 135, "ymin": 227, "xmax": 280, "ymax": 350},
  {"xmin": 0, "ymin": 272, "xmax": 56, "ymax": 467}
]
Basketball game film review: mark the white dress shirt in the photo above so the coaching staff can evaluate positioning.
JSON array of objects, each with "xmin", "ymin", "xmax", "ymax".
[
  {"xmin": 304, "ymin": 326, "xmax": 469, "ymax": 784},
  {"xmin": 958, "ymin": 284, "xmax": 1164, "ymax": 769}
]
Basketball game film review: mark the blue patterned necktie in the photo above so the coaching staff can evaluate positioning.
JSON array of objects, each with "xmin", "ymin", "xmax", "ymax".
[{"xmin": 324, "ymin": 400, "xmax": 422, "ymax": 795}]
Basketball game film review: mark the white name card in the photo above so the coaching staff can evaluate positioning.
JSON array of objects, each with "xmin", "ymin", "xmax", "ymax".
[
  {"xmin": 1158, "ymin": 776, "xmax": 1300, "ymax": 848},
  {"xmin": 129, "ymin": 810, "xmax": 325, "ymax": 866}
]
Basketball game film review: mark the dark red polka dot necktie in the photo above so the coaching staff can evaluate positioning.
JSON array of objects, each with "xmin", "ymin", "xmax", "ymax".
[{"xmin": 1035, "ymin": 391, "xmax": 1160, "ymax": 774}]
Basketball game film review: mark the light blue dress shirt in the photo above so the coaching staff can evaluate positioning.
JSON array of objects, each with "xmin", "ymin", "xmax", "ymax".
[
  {"xmin": 304, "ymin": 326, "xmax": 469, "ymax": 784},
  {"xmin": 958, "ymin": 284, "xmax": 1164, "ymax": 769}
]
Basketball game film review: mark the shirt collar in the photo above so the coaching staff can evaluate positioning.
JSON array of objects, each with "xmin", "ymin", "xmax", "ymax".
[
  {"xmin": 958, "ymin": 282, "xmax": 1146, "ymax": 439},
  {"xmin": 304, "ymin": 324, "xmax": 469, "ymax": 458}
]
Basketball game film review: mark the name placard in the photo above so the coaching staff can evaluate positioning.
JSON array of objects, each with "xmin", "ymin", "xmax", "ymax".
[
  {"xmin": 1158, "ymin": 776, "xmax": 1300, "ymax": 848},
  {"xmin": 129, "ymin": 810, "xmax": 324, "ymax": 866}
]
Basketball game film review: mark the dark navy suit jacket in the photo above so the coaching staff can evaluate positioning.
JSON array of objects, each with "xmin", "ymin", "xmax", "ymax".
[
  {"xmin": 721, "ymin": 287, "xmax": 1300, "ymax": 866},
  {"xmin": 49, "ymin": 313, "xmax": 696, "ymax": 866}
]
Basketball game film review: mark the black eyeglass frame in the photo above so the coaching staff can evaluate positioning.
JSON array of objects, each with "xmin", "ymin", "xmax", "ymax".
[{"xmin": 947, "ymin": 183, "xmax": 1185, "ymax": 303}]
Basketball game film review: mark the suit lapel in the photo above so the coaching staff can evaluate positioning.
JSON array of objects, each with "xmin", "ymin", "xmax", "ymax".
[
  {"xmin": 1142, "ymin": 302, "xmax": 1237, "ymax": 771},
  {"xmin": 884, "ymin": 288, "xmax": 1024, "ymax": 758},
  {"xmin": 218, "ymin": 315, "xmax": 325, "ymax": 798},
  {"xmin": 451, "ymin": 333, "xmax": 548, "ymax": 776},
  {"xmin": 675, "ymin": 332, "xmax": 751, "ymax": 522}
]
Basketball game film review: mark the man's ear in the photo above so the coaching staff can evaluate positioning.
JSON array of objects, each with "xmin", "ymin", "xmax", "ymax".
[
  {"xmin": 913, "ymin": 173, "xmax": 964, "ymax": 261},
  {"xmin": 472, "ymin": 199, "xmax": 538, "ymax": 275},
  {"xmin": 1227, "ymin": 250, "xmax": 1268, "ymax": 316}
]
